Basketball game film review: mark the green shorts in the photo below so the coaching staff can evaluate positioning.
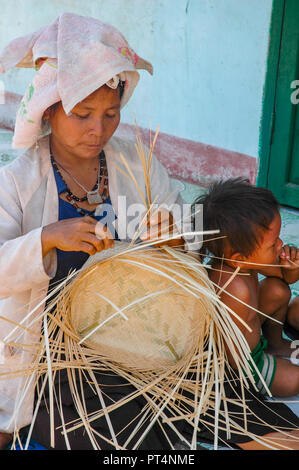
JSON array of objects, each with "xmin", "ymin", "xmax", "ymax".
[{"xmin": 249, "ymin": 336, "xmax": 277, "ymax": 395}]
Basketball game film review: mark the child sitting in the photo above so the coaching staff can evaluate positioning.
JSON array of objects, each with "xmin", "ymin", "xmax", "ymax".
[{"xmin": 193, "ymin": 178, "xmax": 299, "ymax": 397}]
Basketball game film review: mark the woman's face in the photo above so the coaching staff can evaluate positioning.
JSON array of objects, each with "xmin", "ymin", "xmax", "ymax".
[
  {"xmin": 47, "ymin": 85, "xmax": 121, "ymax": 159},
  {"xmin": 246, "ymin": 211, "xmax": 283, "ymax": 266}
]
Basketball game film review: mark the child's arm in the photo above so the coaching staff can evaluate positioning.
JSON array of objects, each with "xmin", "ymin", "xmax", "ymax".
[
  {"xmin": 258, "ymin": 244, "xmax": 299, "ymax": 284},
  {"xmin": 211, "ymin": 272, "xmax": 259, "ymax": 368}
]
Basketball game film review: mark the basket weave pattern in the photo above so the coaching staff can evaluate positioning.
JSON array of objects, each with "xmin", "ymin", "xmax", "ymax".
[{"xmin": 68, "ymin": 248, "xmax": 210, "ymax": 371}]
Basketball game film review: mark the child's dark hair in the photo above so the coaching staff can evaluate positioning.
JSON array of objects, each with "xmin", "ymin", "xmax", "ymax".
[{"xmin": 192, "ymin": 177, "xmax": 280, "ymax": 259}]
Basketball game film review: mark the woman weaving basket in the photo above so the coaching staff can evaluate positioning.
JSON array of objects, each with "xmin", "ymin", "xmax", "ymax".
[
  {"xmin": 0, "ymin": 13, "xmax": 299, "ymax": 451},
  {"xmin": 0, "ymin": 13, "xmax": 186, "ymax": 450}
]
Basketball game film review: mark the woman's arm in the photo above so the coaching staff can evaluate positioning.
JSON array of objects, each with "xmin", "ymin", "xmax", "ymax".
[
  {"xmin": 0, "ymin": 219, "xmax": 114, "ymax": 299},
  {"xmin": 0, "ymin": 227, "xmax": 54, "ymax": 299},
  {"xmin": 0, "ymin": 161, "xmax": 118, "ymax": 299}
]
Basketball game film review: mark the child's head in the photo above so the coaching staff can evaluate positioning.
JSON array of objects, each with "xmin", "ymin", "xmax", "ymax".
[{"xmin": 192, "ymin": 178, "xmax": 282, "ymax": 265}]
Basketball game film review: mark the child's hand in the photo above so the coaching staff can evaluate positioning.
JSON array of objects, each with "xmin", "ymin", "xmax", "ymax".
[
  {"xmin": 279, "ymin": 245, "xmax": 299, "ymax": 283},
  {"xmin": 279, "ymin": 244, "xmax": 299, "ymax": 267}
]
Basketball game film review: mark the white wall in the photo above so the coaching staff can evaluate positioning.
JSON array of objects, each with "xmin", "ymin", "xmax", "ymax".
[{"xmin": 0, "ymin": 0, "xmax": 273, "ymax": 158}]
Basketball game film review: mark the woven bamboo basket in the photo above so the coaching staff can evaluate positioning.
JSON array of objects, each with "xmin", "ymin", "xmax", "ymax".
[{"xmin": 67, "ymin": 245, "xmax": 210, "ymax": 371}]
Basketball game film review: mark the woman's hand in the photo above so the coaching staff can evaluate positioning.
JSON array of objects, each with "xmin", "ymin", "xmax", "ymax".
[
  {"xmin": 140, "ymin": 208, "xmax": 183, "ymax": 248},
  {"xmin": 0, "ymin": 432, "xmax": 12, "ymax": 450},
  {"xmin": 41, "ymin": 216, "xmax": 114, "ymax": 257}
]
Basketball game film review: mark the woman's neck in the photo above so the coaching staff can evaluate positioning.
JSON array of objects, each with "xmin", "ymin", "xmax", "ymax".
[{"xmin": 49, "ymin": 137, "xmax": 99, "ymax": 172}]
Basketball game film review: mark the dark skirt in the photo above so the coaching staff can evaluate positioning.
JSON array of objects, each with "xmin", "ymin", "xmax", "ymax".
[
  {"xmin": 28, "ymin": 296, "xmax": 299, "ymax": 449},
  {"xmin": 26, "ymin": 368, "xmax": 180, "ymax": 450},
  {"xmin": 24, "ymin": 365, "xmax": 299, "ymax": 450},
  {"xmin": 183, "ymin": 367, "xmax": 299, "ymax": 446}
]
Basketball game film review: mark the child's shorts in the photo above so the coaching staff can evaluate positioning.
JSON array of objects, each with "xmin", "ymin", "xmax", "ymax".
[{"xmin": 249, "ymin": 336, "xmax": 277, "ymax": 394}]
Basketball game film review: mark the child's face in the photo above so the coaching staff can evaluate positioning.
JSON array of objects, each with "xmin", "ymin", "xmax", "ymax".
[{"xmin": 244, "ymin": 211, "xmax": 283, "ymax": 267}]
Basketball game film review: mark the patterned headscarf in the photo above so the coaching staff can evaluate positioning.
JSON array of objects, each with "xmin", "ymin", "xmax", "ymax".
[{"xmin": 0, "ymin": 12, "xmax": 153, "ymax": 149}]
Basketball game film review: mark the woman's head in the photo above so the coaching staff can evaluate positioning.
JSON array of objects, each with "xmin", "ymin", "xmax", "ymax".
[
  {"xmin": 0, "ymin": 13, "xmax": 153, "ymax": 149},
  {"xmin": 44, "ymin": 82, "xmax": 124, "ymax": 159}
]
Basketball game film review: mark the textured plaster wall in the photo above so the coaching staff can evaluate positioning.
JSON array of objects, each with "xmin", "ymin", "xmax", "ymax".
[{"xmin": 0, "ymin": 0, "xmax": 273, "ymax": 158}]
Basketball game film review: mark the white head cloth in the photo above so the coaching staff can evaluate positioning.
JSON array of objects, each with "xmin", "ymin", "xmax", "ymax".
[{"xmin": 0, "ymin": 12, "xmax": 153, "ymax": 149}]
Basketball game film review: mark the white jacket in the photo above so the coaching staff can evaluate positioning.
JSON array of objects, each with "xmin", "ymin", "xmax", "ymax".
[{"xmin": 0, "ymin": 134, "xmax": 185, "ymax": 432}]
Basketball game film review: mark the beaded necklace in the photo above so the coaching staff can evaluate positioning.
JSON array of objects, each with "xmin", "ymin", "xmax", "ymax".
[{"xmin": 50, "ymin": 150, "xmax": 109, "ymax": 205}]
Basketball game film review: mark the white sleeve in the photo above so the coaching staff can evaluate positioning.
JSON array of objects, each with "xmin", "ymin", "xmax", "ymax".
[{"xmin": 0, "ymin": 168, "xmax": 54, "ymax": 299}]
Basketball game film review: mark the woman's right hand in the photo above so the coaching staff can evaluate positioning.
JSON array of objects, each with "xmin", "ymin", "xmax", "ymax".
[{"xmin": 41, "ymin": 216, "xmax": 114, "ymax": 258}]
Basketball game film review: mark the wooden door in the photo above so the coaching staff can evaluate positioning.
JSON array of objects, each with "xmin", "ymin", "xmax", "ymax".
[{"xmin": 259, "ymin": 0, "xmax": 299, "ymax": 209}]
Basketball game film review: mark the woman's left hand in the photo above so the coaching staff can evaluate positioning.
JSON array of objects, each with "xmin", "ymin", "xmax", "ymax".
[{"xmin": 140, "ymin": 208, "xmax": 183, "ymax": 248}]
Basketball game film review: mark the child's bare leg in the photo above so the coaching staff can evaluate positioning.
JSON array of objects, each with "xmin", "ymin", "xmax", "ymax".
[
  {"xmin": 259, "ymin": 277, "xmax": 291, "ymax": 356},
  {"xmin": 236, "ymin": 429, "xmax": 299, "ymax": 450},
  {"xmin": 236, "ymin": 357, "xmax": 299, "ymax": 449},
  {"xmin": 287, "ymin": 296, "xmax": 299, "ymax": 332},
  {"xmin": 269, "ymin": 356, "xmax": 299, "ymax": 397}
]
